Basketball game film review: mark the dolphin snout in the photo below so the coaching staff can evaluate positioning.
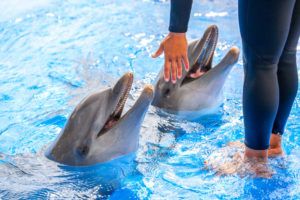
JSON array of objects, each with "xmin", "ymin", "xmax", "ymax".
[
  {"xmin": 207, "ymin": 24, "xmax": 218, "ymax": 32},
  {"xmin": 124, "ymin": 72, "xmax": 133, "ymax": 79},
  {"xmin": 229, "ymin": 46, "xmax": 240, "ymax": 59},
  {"xmin": 141, "ymin": 84, "xmax": 154, "ymax": 101},
  {"xmin": 226, "ymin": 46, "xmax": 240, "ymax": 65},
  {"xmin": 114, "ymin": 72, "xmax": 133, "ymax": 87}
]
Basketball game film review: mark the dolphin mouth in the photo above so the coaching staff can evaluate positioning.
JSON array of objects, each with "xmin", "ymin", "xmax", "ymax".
[
  {"xmin": 182, "ymin": 25, "xmax": 218, "ymax": 85},
  {"xmin": 97, "ymin": 74, "xmax": 133, "ymax": 137}
]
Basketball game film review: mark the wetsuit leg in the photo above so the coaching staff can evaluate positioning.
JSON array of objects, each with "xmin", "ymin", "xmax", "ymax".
[
  {"xmin": 238, "ymin": 0, "xmax": 297, "ymax": 150},
  {"xmin": 272, "ymin": 0, "xmax": 300, "ymax": 135}
]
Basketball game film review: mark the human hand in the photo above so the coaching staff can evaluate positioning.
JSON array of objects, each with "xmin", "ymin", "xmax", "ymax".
[{"xmin": 152, "ymin": 32, "xmax": 189, "ymax": 83}]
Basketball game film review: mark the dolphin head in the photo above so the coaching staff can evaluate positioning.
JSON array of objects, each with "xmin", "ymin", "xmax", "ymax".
[
  {"xmin": 152, "ymin": 25, "xmax": 240, "ymax": 113},
  {"xmin": 46, "ymin": 73, "xmax": 154, "ymax": 166}
]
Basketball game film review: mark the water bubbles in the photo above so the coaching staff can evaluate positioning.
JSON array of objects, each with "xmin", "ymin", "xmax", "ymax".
[
  {"xmin": 14, "ymin": 18, "xmax": 23, "ymax": 23},
  {"xmin": 180, "ymin": 122, "xmax": 204, "ymax": 134},
  {"xmin": 193, "ymin": 12, "xmax": 228, "ymax": 18},
  {"xmin": 194, "ymin": 13, "xmax": 202, "ymax": 17},
  {"xmin": 112, "ymin": 56, "xmax": 119, "ymax": 63},
  {"xmin": 128, "ymin": 53, "xmax": 136, "ymax": 59},
  {"xmin": 45, "ymin": 12, "xmax": 55, "ymax": 18},
  {"xmin": 205, "ymin": 12, "xmax": 228, "ymax": 18},
  {"xmin": 0, "ymin": 0, "xmax": 299, "ymax": 199},
  {"xmin": 133, "ymin": 33, "xmax": 146, "ymax": 40}
]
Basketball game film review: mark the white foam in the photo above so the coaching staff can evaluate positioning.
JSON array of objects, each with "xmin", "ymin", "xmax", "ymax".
[
  {"xmin": 0, "ymin": 0, "xmax": 53, "ymax": 22},
  {"xmin": 205, "ymin": 11, "xmax": 228, "ymax": 18},
  {"xmin": 194, "ymin": 12, "xmax": 203, "ymax": 17}
]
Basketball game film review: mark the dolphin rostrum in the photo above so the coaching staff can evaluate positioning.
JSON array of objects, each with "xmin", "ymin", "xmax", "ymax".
[
  {"xmin": 46, "ymin": 72, "xmax": 154, "ymax": 166},
  {"xmin": 152, "ymin": 25, "xmax": 240, "ymax": 117}
]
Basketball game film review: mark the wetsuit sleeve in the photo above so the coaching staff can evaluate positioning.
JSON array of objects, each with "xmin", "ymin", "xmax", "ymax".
[{"xmin": 169, "ymin": 0, "xmax": 193, "ymax": 33}]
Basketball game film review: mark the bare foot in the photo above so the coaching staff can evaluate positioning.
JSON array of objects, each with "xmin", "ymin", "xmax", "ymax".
[
  {"xmin": 268, "ymin": 134, "xmax": 284, "ymax": 157},
  {"xmin": 242, "ymin": 158, "xmax": 274, "ymax": 178},
  {"xmin": 204, "ymin": 141, "xmax": 274, "ymax": 178},
  {"xmin": 243, "ymin": 146, "xmax": 273, "ymax": 178},
  {"xmin": 244, "ymin": 146, "xmax": 268, "ymax": 162}
]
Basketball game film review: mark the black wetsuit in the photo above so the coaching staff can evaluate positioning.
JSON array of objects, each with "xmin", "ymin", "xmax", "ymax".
[
  {"xmin": 169, "ymin": 0, "xmax": 193, "ymax": 32},
  {"xmin": 169, "ymin": 0, "xmax": 299, "ymax": 150}
]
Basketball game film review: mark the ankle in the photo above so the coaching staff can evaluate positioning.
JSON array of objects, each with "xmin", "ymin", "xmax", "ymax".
[
  {"xmin": 244, "ymin": 146, "xmax": 268, "ymax": 162},
  {"xmin": 269, "ymin": 134, "xmax": 282, "ymax": 149}
]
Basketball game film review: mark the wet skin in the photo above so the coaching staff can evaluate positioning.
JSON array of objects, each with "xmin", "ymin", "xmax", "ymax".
[
  {"xmin": 152, "ymin": 25, "xmax": 240, "ymax": 115},
  {"xmin": 46, "ymin": 73, "xmax": 154, "ymax": 166}
]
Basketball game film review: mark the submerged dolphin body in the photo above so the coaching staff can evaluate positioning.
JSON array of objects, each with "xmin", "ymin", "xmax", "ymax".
[
  {"xmin": 46, "ymin": 73, "xmax": 154, "ymax": 166},
  {"xmin": 152, "ymin": 25, "xmax": 240, "ymax": 117}
]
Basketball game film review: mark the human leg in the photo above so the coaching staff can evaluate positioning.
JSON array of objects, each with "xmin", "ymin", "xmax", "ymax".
[
  {"xmin": 238, "ymin": 0, "xmax": 296, "ymax": 160},
  {"xmin": 269, "ymin": 0, "xmax": 300, "ymax": 156}
]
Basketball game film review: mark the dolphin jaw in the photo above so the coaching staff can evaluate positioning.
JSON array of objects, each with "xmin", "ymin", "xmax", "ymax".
[
  {"xmin": 107, "ymin": 85, "xmax": 154, "ymax": 126},
  {"xmin": 112, "ymin": 73, "xmax": 134, "ymax": 117},
  {"xmin": 97, "ymin": 73, "xmax": 133, "ymax": 137},
  {"xmin": 181, "ymin": 25, "xmax": 219, "ymax": 86},
  {"xmin": 46, "ymin": 73, "xmax": 154, "ymax": 166},
  {"xmin": 97, "ymin": 77, "xmax": 154, "ymax": 138},
  {"xmin": 99, "ymin": 85, "xmax": 154, "ymax": 136}
]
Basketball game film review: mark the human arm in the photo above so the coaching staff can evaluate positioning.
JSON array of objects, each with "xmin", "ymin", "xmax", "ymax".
[{"xmin": 152, "ymin": 0, "xmax": 193, "ymax": 83}]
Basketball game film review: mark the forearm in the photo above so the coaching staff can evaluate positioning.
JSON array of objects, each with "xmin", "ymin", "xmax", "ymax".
[{"xmin": 169, "ymin": 0, "xmax": 193, "ymax": 33}]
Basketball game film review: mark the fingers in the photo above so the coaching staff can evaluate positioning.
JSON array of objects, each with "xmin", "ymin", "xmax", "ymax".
[
  {"xmin": 152, "ymin": 32, "xmax": 189, "ymax": 84},
  {"xmin": 183, "ymin": 54, "xmax": 189, "ymax": 71},
  {"xmin": 176, "ymin": 58, "xmax": 182, "ymax": 79},
  {"xmin": 165, "ymin": 57, "xmax": 186, "ymax": 83},
  {"xmin": 171, "ymin": 59, "xmax": 177, "ymax": 83},
  {"xmin": 165, "ymin": 57, "xmax": 183, "ymax": 83},
  {"xmin": 164, "ymin": 57, "xmax": 171, "ymax": 82},
  {"xmin": 151, "ymin": 44, "xmax": 164, "ymax": 58}
]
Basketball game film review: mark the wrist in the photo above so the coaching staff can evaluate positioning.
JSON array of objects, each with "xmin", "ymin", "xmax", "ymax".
[{"xmin": 169, "ymin": 32, "xmax": 186, "ymax": 36}]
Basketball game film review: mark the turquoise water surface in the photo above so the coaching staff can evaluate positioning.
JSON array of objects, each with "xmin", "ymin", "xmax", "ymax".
[{"xmin": 0, "ymin": 0, "xmax": 299, "ymax": 199}]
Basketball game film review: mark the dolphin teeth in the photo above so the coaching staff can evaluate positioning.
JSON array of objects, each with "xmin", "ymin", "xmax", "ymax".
[
  {"xmin": 98, "ymin": 74, "xmax": 133, "ymax": 137},
  {"xmin": 201, "ymin": 26, "xmax": 218, "ymax": 69},
  {"xmin": 185, "ymin": 26, "xmax": 218, "ymax": 82},
  {"xmin": 113, "ymin": 75, "xmax": 133, "ymax": 117}
]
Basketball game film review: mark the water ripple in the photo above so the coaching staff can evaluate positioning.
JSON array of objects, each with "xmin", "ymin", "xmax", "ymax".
[{"xmin": 0, "ymin": 0, "xmax": 299, "ymax": 199}]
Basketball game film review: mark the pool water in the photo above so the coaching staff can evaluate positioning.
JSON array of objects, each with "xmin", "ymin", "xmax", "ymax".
[{"xmin": 0, "ymin": 0, "xmax": 299, "ymax": 199}]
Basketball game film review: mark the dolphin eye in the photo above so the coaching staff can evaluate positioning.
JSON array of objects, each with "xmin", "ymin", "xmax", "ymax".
[
  {"xmin": 164, "ymin": 89, "xmax": 170, "ymax": 97},
  {"xmin": 77, "ymin": 145, "xmax": 89, "ymax": 157}
]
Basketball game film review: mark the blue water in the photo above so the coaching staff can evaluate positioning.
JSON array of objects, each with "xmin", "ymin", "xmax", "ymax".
[{"xmin": 0, "ymin": 0, "xmax": 299, "ymax": 199}]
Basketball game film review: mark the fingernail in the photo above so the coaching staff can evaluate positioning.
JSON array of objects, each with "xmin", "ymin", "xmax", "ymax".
[
  {"xmin": 172, "ymin": 79, "xmax": 176, "ymax": 84},
  {"xmin": 165, "ymin": 77, "xmax": 170, "ymax": 82}
]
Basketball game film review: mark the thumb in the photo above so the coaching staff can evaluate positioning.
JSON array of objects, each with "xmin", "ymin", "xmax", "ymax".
[{"xmin": 151, "ymin": 44, "xmax": 164, "ymax": 58}]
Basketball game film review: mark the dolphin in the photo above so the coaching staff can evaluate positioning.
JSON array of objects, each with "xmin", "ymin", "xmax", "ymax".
[
  {"xmin": 152, "ymin": 25, "xmax": 240, "ymax": 117},
  {"xmin": 46, "ymin": 72, "xmax": 154, "ymax": 166}
]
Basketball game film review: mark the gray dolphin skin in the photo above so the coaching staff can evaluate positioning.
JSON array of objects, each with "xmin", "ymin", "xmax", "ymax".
[
  {"xmin": 152, "ymin": 25, "xmax": 240, "ymax": 116},
  {"xmin": 46, "ymin": 72, "xmax": 154, "ymax": 166}
]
